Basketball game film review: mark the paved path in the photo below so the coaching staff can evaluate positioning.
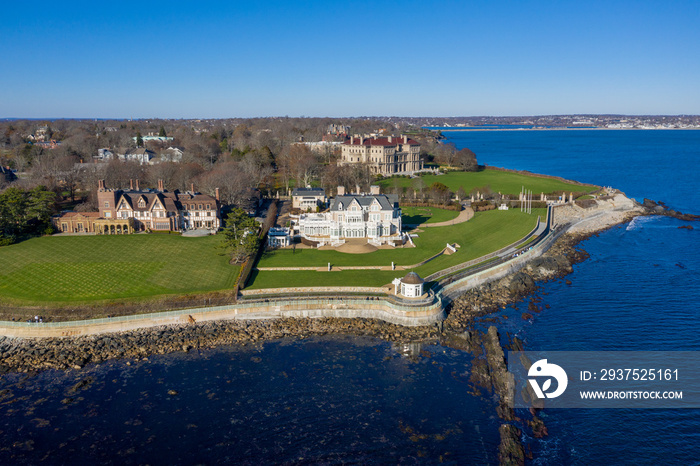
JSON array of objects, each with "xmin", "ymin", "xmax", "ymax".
[
  {"xmin": 182, "ymin": 228, "xmax": 213, "ymax": 237},
  {"xmin": 405, "ymin": 207, "xmax": 474, "ymax": 228}
]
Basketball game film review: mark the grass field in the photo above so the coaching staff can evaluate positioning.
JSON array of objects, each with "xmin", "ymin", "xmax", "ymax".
[
  {"xmin": 401, "ymin": 206, "xmax": 460, "ymax": 225},
  {"xmin": 379, "ymin": 168, "xmax": 596, "ymax": 195},
  {"xmin": 248, "ymin": 208, "xmax": 543, "ymax": 289},
  {"xmin": 0, "ymin": 235, "xmax": 240, "ymax": 305}
]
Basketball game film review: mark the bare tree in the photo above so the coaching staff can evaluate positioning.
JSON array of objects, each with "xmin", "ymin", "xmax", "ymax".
[
  {"xmin": 241, "ymin": 151, "xmax": 274, "ymax": 191},
  {"xmin": 104, "ymin": 160, "xmax": 145, "ymax": 190},
  {"xmin": 147, "ymin": 162, "xmax": 180, "ymax": 190},
  {"xmin": 196, "ymin": 161, "xmax": 252, "ymax": 206}
]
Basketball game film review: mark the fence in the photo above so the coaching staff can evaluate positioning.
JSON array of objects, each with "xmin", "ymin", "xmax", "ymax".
[{"xmin": 435, "ymin": 217, "xmax": 570, "ymax": 298}]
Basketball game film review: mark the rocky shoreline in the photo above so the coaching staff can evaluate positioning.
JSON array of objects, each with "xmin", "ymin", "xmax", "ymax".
[
  {"xmin": 0, "ymin": 221, "xmax": 604, "ymax": 375},
  {"xmin": 1, "ymin": 196, "xmax": 695, "ymax": 465}
]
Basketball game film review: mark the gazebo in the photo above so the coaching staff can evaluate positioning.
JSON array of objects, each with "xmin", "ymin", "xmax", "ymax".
[{"xmin": 392, "ymin": 272, "xmax": 425, "ymax": 298}]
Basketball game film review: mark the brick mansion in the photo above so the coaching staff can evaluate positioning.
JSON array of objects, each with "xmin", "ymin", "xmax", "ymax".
[
  {"xmin": 340, "ymin": 135, "xmax": 423, "ymax": 176},
  {"xmin": 52, "ymin": 180, "xmax": 221, "ymax": 234}
]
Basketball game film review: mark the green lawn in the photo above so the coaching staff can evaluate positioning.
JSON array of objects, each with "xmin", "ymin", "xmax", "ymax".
[
  {"xmin": 401, "ymin": 206, "xmax": 460, "ymax": 225},
  {"xmin": 248, "ymin": 208, "xmax": 543, "ymax": 289},
  {"xmin": 0, "ymin": 235, "xmax": 240, "ymax": 305},
  {"xmin": 379, "ymin": 168, "xmax": 596, "ymax": 195}
]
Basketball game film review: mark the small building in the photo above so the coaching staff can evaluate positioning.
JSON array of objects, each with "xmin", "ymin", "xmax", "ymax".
[
  {"xmin": 132, "ymin": 134, "xmax": 174, "ymax": 143},
  {"xmin": 498, "ymin": 203, "xmax": 509, "ymax": 210},
  {"xmin": 292, "ymin": 187, "xmax": 326, "ymax": 211},
  {"xmin": 392, "ymin": 272, "xmax": 425, "ymax": 298},
  {"xmin": 95, "ymin": 148, "xmax": 115, "ymax": 162},
  {"xmin": 159, "ymin": 146, "xmax": 184, "ymax": 163},
  {"xmin": 267, "ymin": 227, "xmax": 291, "ymax": 248},
  {"xmin": 121, "ymin": 148, "xmax": 156, "ymax": 165}
]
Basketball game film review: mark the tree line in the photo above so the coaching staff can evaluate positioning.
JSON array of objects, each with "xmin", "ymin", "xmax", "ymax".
[{"xmin": 0, "ymin": 186, "xmax": 56, "ymax": 245}]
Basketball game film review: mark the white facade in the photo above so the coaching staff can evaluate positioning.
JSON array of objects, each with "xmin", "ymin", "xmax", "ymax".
[
  {"xmin": 393, "ymin": 272, "xmax": 425, "ymax": 298},
  {"xmin": 268, "ymin": 227, "xmax": 291, "ymax": 248},
  {"xmin": 296, "ymin": 191, "xmax": 402, "ymax": 246}
]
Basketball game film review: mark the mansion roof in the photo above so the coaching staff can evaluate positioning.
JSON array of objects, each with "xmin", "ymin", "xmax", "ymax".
[
  {"xmin": 343, "ymin": 136, "xmax": 419, "ymax": 147},
  {"xmin": 291, "ymin": 187, "xmax": 325, "ymax": 197},
  {"xmin": 329, "ymin": 194, "xmax": 399, "ymax": 212},
  {"xmin": 115, "ymin": 190, "xmax": 218, "ymax": 214},
  {"xmin": 56, "ymin": 211, "xmax": 101, "ymax": 218}
]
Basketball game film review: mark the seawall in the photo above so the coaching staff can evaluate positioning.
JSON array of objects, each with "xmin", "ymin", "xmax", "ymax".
[{"xmin": 0, "ymin": 296, "xmax": 445, "ymax": 339}]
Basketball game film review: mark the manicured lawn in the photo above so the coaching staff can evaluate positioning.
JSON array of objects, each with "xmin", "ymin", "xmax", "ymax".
[
  {"xmin": 248, "ymin": 208, "xmax": 544, "ymax": 289},
  {"xmin": 0, "ymin": 235, "xmax": 240, "ymax": 305},
  {"xmin": 379, "ymin": 168, "xmax": 597, "ymax": 195},
  {"xmin": 401, "ymin": 206, "xmax": 460, "ymax": 225}
]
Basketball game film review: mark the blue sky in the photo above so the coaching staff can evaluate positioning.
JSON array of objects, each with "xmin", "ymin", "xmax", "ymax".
[{"xmin": 2, "ymin": 0, "xmax": 699, "ymax": 118}]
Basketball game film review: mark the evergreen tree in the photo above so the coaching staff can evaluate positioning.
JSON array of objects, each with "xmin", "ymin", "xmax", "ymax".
[{"xmin": 221, "ymin": 208, "xmax": 260, "ymax": 263}]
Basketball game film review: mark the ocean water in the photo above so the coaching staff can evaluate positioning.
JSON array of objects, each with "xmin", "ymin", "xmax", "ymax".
[
  {"xmin": 456, "ymin": 130, "xmax": 700, "ymax": 464},
  {"xmin": 444, "ymin": 129, "xmax": 700, "ymax": 213},
  {"xmin": 1, "ymin": 130, "xmax": 698, "ymax": 464}
]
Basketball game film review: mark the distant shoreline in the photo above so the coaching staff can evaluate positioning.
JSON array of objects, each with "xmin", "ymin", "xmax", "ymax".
[{"xmin": 434, "ymin": 127, "xmax": 700, "ymax": 132}]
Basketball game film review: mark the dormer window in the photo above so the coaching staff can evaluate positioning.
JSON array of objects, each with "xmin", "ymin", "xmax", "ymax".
[
  {"xmin": 138, "ymin": 198, "xmax": 146, "ymax": 208},
  {"xmin": 338, "ymin": 202, "xmax": 343, "ymax": 210}
]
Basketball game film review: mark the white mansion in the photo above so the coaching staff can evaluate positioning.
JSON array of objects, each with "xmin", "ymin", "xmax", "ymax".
[
  {"xmin": 340, "ymin": 135, "xmax": 422, "ymax": 176},
  {"xmin": 295, "ymin": 186, "xmax": 403, "ymax": 247}
]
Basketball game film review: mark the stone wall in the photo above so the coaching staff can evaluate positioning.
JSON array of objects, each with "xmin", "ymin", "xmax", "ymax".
[
  {"xmin": 240, "ymin": 286, "xmax": 388, "ymax": 296},
  {"xmin": 0, "ymin": 295, "xmax": 445, "ymax": 338}
]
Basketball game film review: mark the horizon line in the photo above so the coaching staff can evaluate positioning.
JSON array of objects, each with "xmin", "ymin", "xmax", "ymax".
[{"xmin": 2, "ymin": 113, "xmax": 700, "ymax": 121}]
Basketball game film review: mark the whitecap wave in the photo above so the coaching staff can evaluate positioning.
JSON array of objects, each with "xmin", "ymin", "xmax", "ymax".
[{"xmin": 626, "ymin": 215, "xmax": 660, "ymax": 231}]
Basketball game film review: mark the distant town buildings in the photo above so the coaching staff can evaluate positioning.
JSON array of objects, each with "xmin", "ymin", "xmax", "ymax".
[
  {"xmin": 122, "ymin": 148, "xmax": 156, "ymax": 164},
  {"xmin": 94, "ymin": 147, "xmax": 184, "ymax": 165},
  {"xmin": 327, "ymin": 123, "xmax": 350, "ymax": 135},
  {"xmin": 132, "ymin": 133, "xmax": 174, "ymax": 143},
  {"xmin": 52, "ymin": 180, "xmax": 221, "ymax": 234},
  {"xmin": 340, "ymin": 135, "xmax": 422, "ymax": 176},
  {"xmin": 35, "ymin": 140, "xmax": 62, "ymax": 150},
  {"xmin": 159, "ymin": 147, "xmax": 184, "ymax": 163}
]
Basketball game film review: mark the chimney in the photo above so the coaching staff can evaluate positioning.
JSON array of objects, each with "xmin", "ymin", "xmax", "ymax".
[
  {"xmin": 388, "ymin": 136, "xmax": 392, "ymax": 143},
  {"xmin": 158, "ymin": 179, "xmax": 164, "ymax": 191},
  {"xmin": 191, "ymin": 183, "xmax": 195, "ymax": 193},
  {"xmin": 337, "ymin": 186, "xmax": 345, "ymax": 196},
  {"xmin": 370, "ymin": 185, "xmax": 380, "ymax": 195},
  {"xmin": 130, "ymin": 179, "xmax": 134, "ymax": 190},
  {"xmin": 135, "ymin": 179, "xmax": 140, "ymax": 191},
  {"xmin": 215, "ymin": 188, "xmax": 220, "ymax": 201},
  {"xmin": 350, "ymin": 136, "xmax": 354, "ymax": 144},
  {"xmin": 403, "ymin": 135, "xmax": 408, "ymax": 144},
  {"xmin": 355, "ymin": 184, "xmax": 361, "ymax": 194},
  {"xmin": 98, "ymin": 179, "xmax": 105, "ymax": 190}
]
